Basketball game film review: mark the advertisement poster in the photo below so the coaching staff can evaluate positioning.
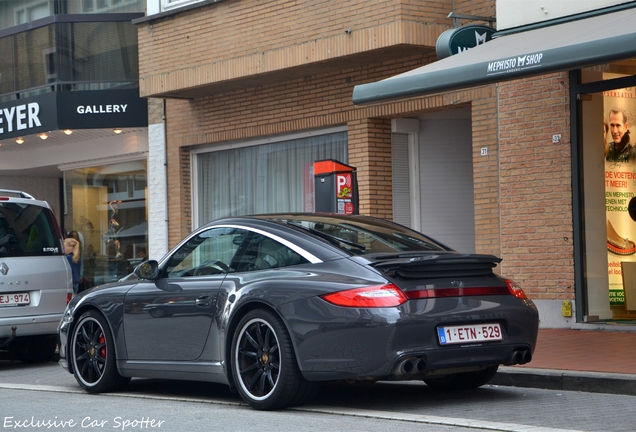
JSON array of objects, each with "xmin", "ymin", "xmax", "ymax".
[
  {"xmin": 336, "ymin": 173, "xmax": 355, "ymax": 215},
  {"xmin": 604, "ymin": 83, "xmax": 636, "ymax": 305}
]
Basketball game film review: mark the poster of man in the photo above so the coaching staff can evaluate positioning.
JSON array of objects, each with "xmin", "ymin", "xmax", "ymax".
[
  {"xmin": 606, "ymin": 107, "xmax": 636, "ymax": 162},
  {"xmin": 604, "ymin": 94, "xmax": 636, "ymax": 306}
]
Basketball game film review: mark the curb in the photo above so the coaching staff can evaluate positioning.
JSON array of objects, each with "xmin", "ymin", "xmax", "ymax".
[{"xmin": 491, "ymin": 366, "xmax": 636, "ymax": 396}]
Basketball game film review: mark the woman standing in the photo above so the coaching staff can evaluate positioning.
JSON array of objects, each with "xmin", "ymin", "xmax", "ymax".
[{"xmin": 64, "ymin": 238, "xmax": 82, "ymax": 295}]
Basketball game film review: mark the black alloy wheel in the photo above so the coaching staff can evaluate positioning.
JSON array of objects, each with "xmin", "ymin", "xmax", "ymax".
[
  {"xmin": 70, "ymin": 310, "xmax": 130, "ymax": 393},
  {"xmin": 231, "ymin": 309, "xmax": 310, "ymax": 410}
]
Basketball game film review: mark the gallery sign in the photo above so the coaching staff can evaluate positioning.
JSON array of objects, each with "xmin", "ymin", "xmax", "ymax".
[
  {"xmin": 436, "ymin": 25, "xmax": 495, "ymax": 59},
  {"xmin": 0, "ymin": 89, "xmax": 147, "ymax": 140},
  {"xmin": 57, "ymin": 89, "xmax": 147, "ymax": 129}
]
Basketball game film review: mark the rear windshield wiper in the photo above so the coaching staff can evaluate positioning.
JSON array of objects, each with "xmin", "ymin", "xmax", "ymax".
[{"xmin": 285, "ymin": 222, "xmax": 366, "ymax": 253}]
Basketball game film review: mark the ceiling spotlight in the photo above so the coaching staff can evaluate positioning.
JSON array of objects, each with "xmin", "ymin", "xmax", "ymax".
[
  {"xmin": 39, "ymin": 133, "xmax": 49, "ymax": 140},
  {"xmin": 16, "ymin": 137, "xmax": 24, "ymax": 144},
  {"xmin": 113, "ymin": 128, "xmax": 122, "ymax": 134},
  {"xmin": 63, "ymin": 129, "xmax": 73, "ymax": 135}
]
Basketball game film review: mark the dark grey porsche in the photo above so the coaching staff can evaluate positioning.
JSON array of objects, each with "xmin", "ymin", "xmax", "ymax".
[{"xmin": 58, "ymin": 213, "xmax": 539, "ymax": 410}]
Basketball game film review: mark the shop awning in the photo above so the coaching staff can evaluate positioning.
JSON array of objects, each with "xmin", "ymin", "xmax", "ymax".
[{"xmin": 352, "ymin": 7, "xmax": 636, "ymax": 105}]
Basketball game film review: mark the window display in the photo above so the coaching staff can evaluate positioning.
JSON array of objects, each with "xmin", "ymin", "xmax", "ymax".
[
  {"xmin": 604, "ymin": 88, "xmax": 636, "ymax": 312},
  {"xmin": 580, "ymin": 60, "xmax": 636, "ymax": 321},
  {"xmin": 63, "ymin": 160, "xmax": 147, "ymax": 291}
]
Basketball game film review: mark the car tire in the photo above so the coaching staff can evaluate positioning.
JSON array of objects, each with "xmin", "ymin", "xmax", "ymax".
[
  {"xmin": 231, "ymin": 309, "xmax": 309, "ymax": 410},
  {"xmin": 423, "ymin": 365, "xmax": 499, "ymax": 391},
  {"xmin": 14, "ymin": 335, "xmax": 57, "ymax": 363},
  {"xmin": 70, "ymin": 310, "xmax": 130, "ymax": 393}
]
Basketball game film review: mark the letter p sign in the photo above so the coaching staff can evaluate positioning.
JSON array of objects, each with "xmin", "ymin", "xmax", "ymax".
[{"xmin": 336, "ymin": 174, "xmax": 352, "ymax": 199}]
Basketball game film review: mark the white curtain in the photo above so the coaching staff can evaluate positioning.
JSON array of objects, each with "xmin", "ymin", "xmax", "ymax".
[{"xmin": 197, "ymin": 131, "xmax": 347, "ymax": 226}]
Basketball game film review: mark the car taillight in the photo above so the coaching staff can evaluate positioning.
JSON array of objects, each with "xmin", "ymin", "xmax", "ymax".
[
  {"xmin": 504, "ymin": 278, "xmax": 527, "ymax": 299},
  {"xmin": 320, "ymin": 283, "xmax": 407, "ymax": 308},
  {"xmin": 404, "ymin": 286, "xmax": 510, "ymax": 299},
  {"xmin": 66, "ymin": 293, "xmax": 73, "ymax": 305}
]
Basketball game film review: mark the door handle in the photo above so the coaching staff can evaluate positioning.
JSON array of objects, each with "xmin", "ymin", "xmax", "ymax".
[{"xmin": 196, "ymin": 296, "xmax": 212, "ymax": 307}]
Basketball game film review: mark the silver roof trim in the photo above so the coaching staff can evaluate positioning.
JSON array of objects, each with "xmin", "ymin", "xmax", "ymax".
[{"xmin": 213, "ymin": 224, "xmax": 323, "ymax": 264}]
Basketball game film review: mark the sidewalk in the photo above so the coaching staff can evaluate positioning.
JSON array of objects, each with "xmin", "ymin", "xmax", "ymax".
[{"xmin": 491, "ymin": 328, "xmax": 636, "ymax": 395}]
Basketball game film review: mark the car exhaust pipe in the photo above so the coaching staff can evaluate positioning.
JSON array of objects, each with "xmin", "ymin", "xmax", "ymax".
[
  {"xmin": 399, "ymin": 359, "xmax": 414, "ymax": 374},
  {"xmin": 396, "ymin": 357, "xmax": 427, "ymax": 375},
  {"xmin": 506, "ymin": 348, "xmax": 532, "ymax": 365},
  {"xmin": 522, "ymin": 350, "xmax": 532, "ymax": 364}
]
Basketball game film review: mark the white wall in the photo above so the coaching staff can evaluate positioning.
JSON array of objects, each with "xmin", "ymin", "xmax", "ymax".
[
  {"xmin": 147, "ymin": 122, "xmax": 168, "ymax": 260},
  {"xmin": 496, "ymin": 0, "xmax": 634, "ymax": 30}
]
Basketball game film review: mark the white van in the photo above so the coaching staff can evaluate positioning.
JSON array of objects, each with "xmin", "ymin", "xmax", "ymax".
[{"xmin": 0, "ymin": 189, "xmax": 72, "ymax": 362}]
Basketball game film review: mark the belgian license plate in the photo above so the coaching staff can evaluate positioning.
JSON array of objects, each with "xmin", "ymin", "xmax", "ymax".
[
  {"xmin": 0, "ymin": 292, "xmax": 30, "ymax": 307},
  {"xmin": 437, "ymin": 323, "xmax": 502, "ymax": 345}
]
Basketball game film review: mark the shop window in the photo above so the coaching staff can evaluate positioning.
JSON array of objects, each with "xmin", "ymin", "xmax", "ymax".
[
  {"xmin": 63, "ymin": 160, "xmax": 148, "ymax": 291},
  {"xmin": 581, "ymin": 59, "xmax": 636, "ymax": 84},
  {"xmin": 193, "ymin": 129, "xmax": 347, "ymax": 227},
  {"xmin": 134, "ymin": 174, "xmax": 147, "ymax": 191},
  {"xmin": 579, "ymin": 62, "xmax": 636, "ymax": 320}
]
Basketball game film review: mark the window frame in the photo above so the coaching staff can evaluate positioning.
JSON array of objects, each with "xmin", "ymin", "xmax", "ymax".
[{"xmin": 191, "ymin": 126, "xmax": 347, "ymax": 229}]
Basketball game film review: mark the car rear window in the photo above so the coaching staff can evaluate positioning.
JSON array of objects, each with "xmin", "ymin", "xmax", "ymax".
[
  {"xmin": 279, "ymin": 216, "xmax": 450, "ymax": 255},
  {"xmin": 0, "ymin": 203, "xmax": 63, "ymax": 257}
]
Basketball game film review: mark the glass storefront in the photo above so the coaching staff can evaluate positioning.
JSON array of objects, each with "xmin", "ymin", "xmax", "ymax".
[
  {"xmin": 579, "ymin": 59, "xmax": 636, "ymax": 321},
  {"xmin": 0, "ymin": 19, "xmax": 139, "ymax": 102},
  {"xmin": 0, "ymin": 0, "xmax": 145, "ymax": 31},
  {"xmin": 63, "ymin": 160, "xmax": 147, "ymax": 290}
]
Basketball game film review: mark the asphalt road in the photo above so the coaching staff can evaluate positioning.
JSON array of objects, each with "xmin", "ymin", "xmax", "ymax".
[{"xmin": 1, "ymin": 359, "xmax": 634, "ymax": 432}]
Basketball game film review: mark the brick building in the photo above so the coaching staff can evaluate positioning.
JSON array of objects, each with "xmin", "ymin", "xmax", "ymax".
[{"xmin": 137, "ymin": 0, "xmax": 636, "ymax": 330}]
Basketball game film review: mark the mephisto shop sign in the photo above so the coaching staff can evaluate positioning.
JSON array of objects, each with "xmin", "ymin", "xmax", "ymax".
[
  {"xmin": 0, "ymin": 89, "xmax": 147, "ymax": 140},
  {"xmin": 486, "ymin": 52, "xmax": 544, "ymax": 76}
]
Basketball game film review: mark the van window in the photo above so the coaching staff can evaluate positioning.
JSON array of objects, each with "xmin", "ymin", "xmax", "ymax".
[{"xmin": 0, "ymin": 203, "xmax": 63, "ymax": 257}]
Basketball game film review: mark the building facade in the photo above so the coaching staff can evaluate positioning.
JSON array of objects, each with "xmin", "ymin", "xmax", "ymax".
[
  {"xmin": 0, "ymin": 0, "xmax": 150, "ymax": 289},
  {"xmin": 137, "ymin": 0, "xmax": 636, "ymax": 330}
]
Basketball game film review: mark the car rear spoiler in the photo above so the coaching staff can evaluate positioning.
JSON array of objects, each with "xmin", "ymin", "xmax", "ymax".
[{"xmin": 369, "ymin": 253, "xmax": 502, "ymax": 279}]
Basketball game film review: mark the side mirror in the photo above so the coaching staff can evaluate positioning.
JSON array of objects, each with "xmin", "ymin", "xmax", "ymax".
[{"xmin": 134, "ymin": 260, "xmax": 159, "ymax": 280}]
